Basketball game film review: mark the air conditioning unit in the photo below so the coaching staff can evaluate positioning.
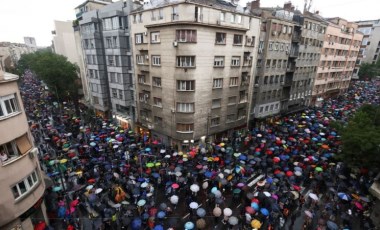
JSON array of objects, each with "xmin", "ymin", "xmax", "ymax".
[
  {"xmin": 171, "ymin": 109, "xmax": 176, "ymax": 113},
  {"xmin": 145, "ymin": 55, "xmax": 149, "ymax": 60},
  {"xmin": 173, "ymin": 41, "xmax": 178, "ymax": 47},
  {"xmin": 272, "ymin": 31, "xmax": 277, "ymax": 36},
  {"xmin": 216, "ymin": 20, "xmax": 221, "ymax": 25},
  {"xmin": 280, "ymin": 81, "xmax": 285, "ymax": 85},
  {"xmin": 143, "ymin": 31, "xmax": 147, "ymax": 36},
  {"xmin": 254, "ymin": 84, "xmax": 259, "ymax": 87}
]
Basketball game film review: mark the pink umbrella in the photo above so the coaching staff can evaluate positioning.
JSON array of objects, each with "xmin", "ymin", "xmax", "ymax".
[
  {"xmin": 271, "ymin": 194, "xmax": 278, "ymax": 200},
  {"xmin": 354, "ymin": 202, "xmax": 363, "ymax": 210},
  {"xmin": 171, "ymin": 183, "xmax": 180, "ymax": 189}
]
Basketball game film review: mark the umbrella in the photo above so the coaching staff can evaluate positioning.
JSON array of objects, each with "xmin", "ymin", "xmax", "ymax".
[
  {"xmin": 171, "ymin": 183, "xmax": 179, "ymax": 189},
  {"xmin": 245, "ymin": 206, "xmax": 255, "ymax": 214},
  {"xmin": 223, "ymin": 208, "xmax": 232, "ymax": 217},
  {"xmin": 190, "ymin": 184, "xmax": 200, "ymax": 192},
  {"xmin": 354, "ymin": 202, "xmax": 363, "ymax": 210},
  {"xmin": 53, "ymin": 186, "xmax": 62, "ymax": 192},
  {"xmin": 251, "ymin": 202, "xmax": 259, "ymax": 211},
  {"xmin": 170, "ymin": 195, "xmax": 179, "ymax": 204},
  {"xmin": 251, "ymin": 219, "xmax": 262, "ymax": 229},
  {"xmin": 290, "ymin": 191, "xmax": 299, "ymax": 199},
  {"xmin": 196, "ymin": 208, "xmax": 206, "ymax": 217},
  {"xmin": 228, "ymin": 216, "xmax": 239, "ymax": 225},
  {"xmin": 308, "ymin": 193, "xmax": 319, "ymax": 201},
  {"xmin": 153, "ymin": 225, "xmax": 164, "ymax": 230},
  {"xmin": 326, "ymin": 220, "xmax": 338, "ymax": 230},
  {"xmin": 196, "ymin": 218, "xmax": 206, "ymax": 229},
  {"xmin": 213, "ymin": 207, "xmax": 222, "ymax": 217},
  {"xmin": 131, "ymin": 218, "xmax": 142, "ymax": 230},
  {"xmin": 189, "ymin": 202, "xmax": 199, "ymax": 209},
  {"xmin": 157, "ymin": 211, "xmax": 166, "ymax": 219},
  {"xmin": 338, "ymin": 192, "xmax": 350, "ymax": 201},
  {"xmin": 263, "ymin": 191, "xmax": 271, "ymax": 197},
  {"xmin": 159, "ymin": 203, "xmax": 168, "ymax": 210},
  {"xmin": 184, "ymin": 221, "xmax": 194, "ymax": 230},
  {"xmin": 137, "ymin": 199, "xmax": 146, "ymax": 206},
  {"xmin": 304, "ymin": 210, "xmax": 313, "ymax": 218},
  {"xmin": 95, "ymin": 188, "xmax": 103, "ymax": 194},
  {"xmin": 260, "ymin": 208, "xmax": 269, "ymax": 216}
]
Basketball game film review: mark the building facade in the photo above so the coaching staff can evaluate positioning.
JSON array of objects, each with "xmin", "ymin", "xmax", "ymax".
[
  {"xmin": 79, "ymin": 0, "xmax": 137, "ymax": 129},
  {"xmin": 0, "ymin": 65, "xmax": 48, "ymax": 229},
  {"xmin": 0, "ymin": 42, "xmax": 35, "ymax": 72},
  {"xmin": 354, "ymin": 19, "xmax": 380, "ymax": 79},
  {"xmin": 312, "ymin": 18, "xmax": 362, "ymax": 105},
  {"xmin": 130, "ymin": 0, "xmax": 260, "ymax": 147},
  {"xmin": 23, "ymin": 37, "xmax": 37, "ymax": 51}
]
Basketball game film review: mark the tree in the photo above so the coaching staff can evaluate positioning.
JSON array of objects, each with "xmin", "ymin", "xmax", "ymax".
[
  {"xmin": 358, "ymin": 60, "xmax": 380, "ymax": 80},
  {"xmin": 335, "ymin": 104, "xmax": 380, "ymax": 171},
  {"xmin": 17, "ymin": 50, "xmax": 81, "ymax": 116}
]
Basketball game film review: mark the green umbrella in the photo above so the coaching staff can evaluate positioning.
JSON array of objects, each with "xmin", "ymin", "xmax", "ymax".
[
  {"xmin": 315, "ymin": 167, "xmax": 323, "ymax": 172},
  {"xmin": 63, "ymin": 143, "xmax": 70, "ymax": 148},
  {"xmin": 49, "ymin": 160, "xmax": 56, "ymax": 166},
  {"xmin": 146, "ymin": 162, "xmax": 154, "ymax": 168},
  {"xmin": 53, "ymin": 186, "xmax": 62, "ymax": 192},
  {"xmin": 233, "ymin": 188, "xmax": 241, "ymax": 194}
]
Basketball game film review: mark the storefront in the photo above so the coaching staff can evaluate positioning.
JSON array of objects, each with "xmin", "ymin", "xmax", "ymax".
[{"xmin": 114, "ymin": 114, "xmax": 132, "ymax": 130}]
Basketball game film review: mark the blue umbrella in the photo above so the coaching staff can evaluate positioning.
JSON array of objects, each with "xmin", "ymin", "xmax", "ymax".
[
  {"xmin": 154, "ymin": 225, "xmax": 164, "ymax": 230},
  {"xmin": 157, "ymin": 211, "xmax": 166, "ymax": 219},
  {"xmin": 53, "ymin": 186, "xmax": 62, "ymax": 192},
  {"xmin": 184, "ymin": 221, "xmax": 194, "ymax": 230},
  {"xmin": 57, "ymin": 206, "xmax": 66, "ymax": 218},
  {"xmin": 338, "ymin": 192, "xmax": 350, "ymax": 201},
  {"xmin": 131, "ymin": 218, "xmax": 142, "ymax": 230},
  {"xmin": 145, "ymin": 148, "xmax": 151, "ymax": 152},
  {"xmin": 260, "ymin": 208, "xmax": 269, "ymax": 216},
  {"xmin": 239, "ymin": 155, "xmax": 247, "ymax": 161},
  {"xmin": 137, "ymin": 177, "xmax": 145, "ymax": 182},
  {"xmin": 152, "ymin": 172, "xmax": 160, "ymax": 178},
  {"xmin": 204, "ymin": 171, "xmax": 213, "ymax": 178},
  {"xmin": 251, "ymin": 202, "xmax": 259, "ymax": 210}
]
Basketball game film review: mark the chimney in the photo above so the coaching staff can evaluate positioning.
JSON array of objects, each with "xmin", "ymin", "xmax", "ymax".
[
  {"xmin": 284, "ymin": 1, "xmax": 292, "ymax": 11},
  {"xmin": 250, "ymin": 0, "xmax": 260, "ymax": 10},
  {"xmin": 315, "ymin": 10, "xmax": 319, "ymax": 15}
]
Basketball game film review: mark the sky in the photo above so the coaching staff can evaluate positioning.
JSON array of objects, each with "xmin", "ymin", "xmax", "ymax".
[{"xmin": 0, "ymin": 0, "xmax": 379, "ymax": 47}]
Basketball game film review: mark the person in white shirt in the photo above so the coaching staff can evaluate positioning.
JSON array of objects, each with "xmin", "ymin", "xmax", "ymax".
[{"xmin": 0, "ymin": 151, "xmax": 8, "ymax": 163}]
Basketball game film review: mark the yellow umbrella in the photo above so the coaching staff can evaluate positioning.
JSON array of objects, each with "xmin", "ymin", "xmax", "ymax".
[
  {"xmin": 60, "ymin": 159, "xmax": 68, "ymax": 164},
  {"xmin": 351, "ymin": 193, "xmax": 360, "ymax": 200},
  {"xmin": 178, "ymin": 151, "xmax": 183, "ymax": 156},
  {"xmin": 219, "ymin": 142, "xmax": 225, "ymax": 147},
  {"xmin": 75, "ymin": 171, "xmax": 83, "ymax": 175},
  {"xmin": 155, "ymin": 162, "xmax": 161, "ymax": 167},
  {"xmin": 183, "ymin": 154, "xmax": 188, "ymax": 158},
  {"xmin": 251, "ymin": 219, "xmax": 262, "ymax": 229}
]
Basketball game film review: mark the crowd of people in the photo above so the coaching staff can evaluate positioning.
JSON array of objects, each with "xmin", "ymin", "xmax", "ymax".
[{"xmin": 20, "ymin": 70, "xmax": 379, "ymax": 230}]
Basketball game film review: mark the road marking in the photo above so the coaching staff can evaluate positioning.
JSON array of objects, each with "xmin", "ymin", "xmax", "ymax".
[{"xmin": 248, "ymin": 174, "xmax": 265, "ymax": 187}]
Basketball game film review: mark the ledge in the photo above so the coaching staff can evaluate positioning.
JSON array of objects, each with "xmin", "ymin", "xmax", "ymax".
[{"xmin": 145, "ymin": 21, "xmax": 249, "ymax": 32}]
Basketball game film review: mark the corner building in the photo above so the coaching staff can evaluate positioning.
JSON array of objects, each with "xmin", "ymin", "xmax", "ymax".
[
  {"xmin": 130, "ymin": 0, "xmax": 260, "ymax": 148},
  {"xmin": 0, "ymin": 65, "xmax": 47, "ymax": 229}
]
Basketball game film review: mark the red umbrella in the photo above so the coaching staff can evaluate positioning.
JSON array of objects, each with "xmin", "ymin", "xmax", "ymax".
[
  {"xmin": 274, "ymin": 169, "xmax": 282, "ymax": 175},
  {"xmin": 292, "ymin": 185, "xmax": 301, "ymax": 191},
  {"xmin": 286, "ymin": 171, "xmax": 293, "ymax": 177},
  {"xmin": 68, "ymin": 153, "xmax": 76, "ymax": 158},
  {"xmin": 152, "ymin": 140, "xmax": 159, "ymax": 145},
  {"xmin": 273, "ymin": 157, "xmax": 280, "ymax": 163},
  {"xmin": 149, "ymin": 207, "xmax": 158, "ymax": 216},
  {"xmin": 354, "ymin": 202, "xmax": 363, "ymax": 210},
  {"xmin": 266, "ymin": 150, "xmax": 273, "ymax": 155},
  {"xmin": 245, "ymin": 206, "xmax": 255, "ymax": 214},
  {"xmin": 171, "ymin": 183, "xmax": 179, "ymax": 189},
  {"xmin": 34, "ymin": 221, "xmax": 46, "ymax": 230},
  {"xmin": 251, "ymin": 198, "xmax": 259, "ymax": 204},
  {"xmin": 70, "ymin": 199, "xmax": 79, "ymax": 207},
  {"xmin": 88, "ymin": 178, "xmax": 96, "ymax": 184}
]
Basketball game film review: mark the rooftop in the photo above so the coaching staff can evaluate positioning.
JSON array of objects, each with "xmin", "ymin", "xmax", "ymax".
[{"xmin": 0, "ymin": 72, "xmax": 19, "ymax": 82}]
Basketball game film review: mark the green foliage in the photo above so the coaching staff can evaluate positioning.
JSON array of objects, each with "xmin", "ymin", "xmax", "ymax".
[
  {"xmin": 358, "ymin": 60, "xmax": 380, "ymax": 80},
  {"xmin": 336, "ymin": 104, "xmax": 380, "ymax": 170}
]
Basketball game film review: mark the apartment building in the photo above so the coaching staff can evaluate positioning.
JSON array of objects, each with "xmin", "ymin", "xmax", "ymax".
[
  {"xmin": 130, "ymin": 0, "xmax": 260, "ymax": 147},
  {"xmin": 250, "ymin": 1, "xmax": 296, "ymax": 120},
  {"xmin": 0, "ymin": 65, "xmax": 48, "ymax": 229},
  {"xmin": 0, "ymin": 42, "xmax": 35, "ymax": 72},
  {"xmin": 354, "ymin": 19, "xmax": 380, "ymax": 78},
  {"xmin": 79, "ymin": 0, "xmax": 138, "ymax": 129},
  {"xmin": 312, "ymin": 18, "xmax": 362, "ymax": 105}
]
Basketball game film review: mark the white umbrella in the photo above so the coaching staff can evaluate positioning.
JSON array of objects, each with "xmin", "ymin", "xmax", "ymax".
[
  {"xmin": 190, "ymin": 184, "xmax": 200, "ymax": 193},
  {"xmin": 304, "ymin": 210, "xmax": 313, "ymax": 218},
  {"xmin": 170, "ymin": 195, "xmax": 179, "ymax": 204},
  {"xmin": 113, "ymin": 172, "xmax": 120, "ymax": 178},
  {"xmin": 164, "ymin": 154, "xmax": 171, "ymax": 158},
  {"xmin": 309, "ymin": 193, "xmax": 319, "ymax": 201},
  {"xmin": 175, "ymin": 171, "xmax": 182, "ymax": 177},
  {"xmin": 218, "ymin": 173, "xmax": 224, "ymax": 179},
  {"xmin": 189, "ymin": 202, "xmax": 199, "ymax": 209},
  {"xmin": 86, "ymin": 185, "xmax": 93, "ymax": 190},
  {"xmin": 228, "ymin": 216, "xmax": 239, "ymax": 225},
  {"xmin": 202, "ymin": 181, "xmax": 208, "ymax": 189},
  {"xmin": 160, "ymin": 149, "xmax": 166, "ymax": 153},
  {"xmin": 141, "ymin": 182, "xmax": 148, "ymax": 188},
  {"xmin": 224, "ymin": 169, "xmax": 232, "ymax": 174},
  {"xmin": 214, "ymin": 190, "xmax": 222, "ymax": 198},
  {"xmin": 213, "ymin": 207, "xmax": 222, "ymax": 217},
  {"xmin": 137, "ymin": 199, "xmax": 146, "ymax": 206},
  {"xmin": 95, "ymin": 188, "xmax": 103, "ymax": 194},
  {"xmin": 223, "ymin": 208, "xmax": 232, "ymax": 217},
  {"xmin": 263, "ymin": 191, "xmax": 271, "ymax": 197}
]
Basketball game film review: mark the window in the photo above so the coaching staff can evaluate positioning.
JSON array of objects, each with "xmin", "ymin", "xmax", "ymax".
[
  {"xmin": 0, "ymin": 94, "xmax": 20, "ymax": 117},
  {"xmin": 211, "ymin": 117, "xmax": 220, "ymax": 127},
  {"xmin": 12, "ymin": 169, "xmax": 39, "ymax": 200},
  {"xmin": 176, "ymin": 56, "xmax": 195, "ymax": 67},
  {"xmin": 220, "ymin": 12, "xmax": 225, "ymax": 21},
  {"xmin": 152, "ymin": 55, "xmax": 161, "ymax": 66},
  {"xmin": 0, "ymin": 134, "xmax": 32, "ymax": 160},
  {"xmin": 228, "ymin": 96, "xmax": 236, "ymax": 105},
  {"xmin": 177, "ymin": 103, "xmax": 194, "ymax": 113},
  {"xmin": 152, "ymin": 77, "xmax": 161, "ymax": 87},
  {"xmin": 212, "ymin": 99, "xmax": 221, "ymax": 108},
  {"xmin": 236, "ymin": 15, "xmax": 242, "ymax": 24},
  {"xmin": 138, "ymin": 74, "xmax": 146, "ymax": 84},
  {"xmin": 231, "ymin": 56, "xmax": 240, "ymax": 66},
  {"xmin": 93, "ymin": 96, "xmax": 99, "ymax": 104},
  {"xmin": 159, "ymin": 8, "xmax": 164, "ymax": 19},
  {"xmin": 237, "ymin": 108, "xmax": 246, "ymax": 120},
  {"xmin": 226, "ymin": 114, "xmax": 235, "ymax": 123},
  {"xmin": 215, "ymin": 33, "xmax": 226, "ymax": 45},
  {"xmin": 239, "ymin": 90, "xmax": 247, "ymax": 103},
  {"xmin": 176, "ymin": 30, "xmax": 197, "ymax": 42},
  {"xmin": 229, "ymin": 77, "xmax": 238, "ymax": 86},
  {"xmin": 135, "ymin": 33, "xmax": 143, "ymax": 44},
  {"xmin": 177, "ymin": 123, "xmax": 194, "ymax": 133},
  {"xmin": 172, "ymin": 6, "xmax": 179, "ymax": 21},
  {"xmin": 115, "ymin": 55, "xmax": 120, "ymax": 66},
  {"xmin": 112, "ymin": 88, "xmax": 117, "ymax": 98},
  {"xmin": 246, "ymin": 36, "xmax": 255, "ymax": 46},
  {"xmin": 288, "ymin": 26, "xmax": 292, "ymax": 34},
  {"xmin": 118, "ymin": 90, "xmax": 123, "ymax": 99},
  {"xmin": 213, "ymin": 78, "xmax": 223, "ymax": 88},
  {"xmin": 233, "ymin": 35, "xmax": 243, "ymax": 45},
  {"xmin": 139, "ymin": 91, "xmax": 150, "ymax": 103},
  {"xmin": 153, "ymin": 97, "xmax": 162, "ymax": 107},
  {"xmin": 177, "ymin": 80, "xmax": 195, "ymax": 91},
  {"xmin": 90, "ymin": 83, "xmax": 98, "ymax": 92},
  {"xmin": 282, "ymin": 25, "xmax": 287, "ymax": 34},
  {"xmin": 108, "ymin": 55, "xmax": 114, "ymax": 66},
  {"xmin": 230, "ymin": 14, "xmax": 235, "ymax": 23},
  {"xmin": 214, "ymin": 56, "xmax": 225, "ymax": 67},
  {"xmin": 151, "ymin": 31, "xmax": 160, "ymax": 43},
  {"xmin": 154, "ymin": 116, "xmax": 163, "ymax": 126}
]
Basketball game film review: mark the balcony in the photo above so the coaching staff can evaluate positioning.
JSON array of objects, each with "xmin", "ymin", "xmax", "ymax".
[
  {"xmin": 292, "ymin": 33, "xmax": 301, "ymax": 43},
  {"xmin": 289, "ymin": 49, "xmax": 299, "ymax": 58},
  {"xmin": 286, "ymin": 65, "xmax": 296, "ymax": 72}
]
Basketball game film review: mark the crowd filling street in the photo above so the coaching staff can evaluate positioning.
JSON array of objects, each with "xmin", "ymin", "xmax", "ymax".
[{"xmin": 20, "ymin": 70, "xmax": 379, "ymax": 230}]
